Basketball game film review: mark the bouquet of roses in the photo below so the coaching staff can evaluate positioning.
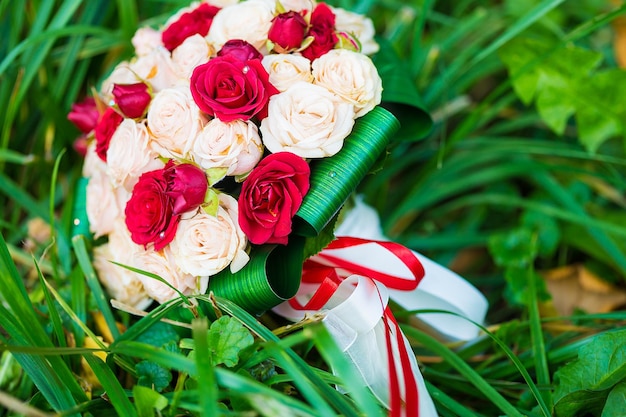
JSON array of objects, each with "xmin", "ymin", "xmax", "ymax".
[{"xmin": 68, "ymin": 0, "xmax": 398, "ymax": 314}]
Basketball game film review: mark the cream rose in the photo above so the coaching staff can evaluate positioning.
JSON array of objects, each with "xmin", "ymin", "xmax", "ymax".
[
  {"xmin": 106, "ymin": 119, "xmax": 164, "ymax": 191},
  {"xmin": 262, "ymin": 54, "xmax": 313, "ymax": 92},
  {"xmin": 169, "ymin": 194, "xmax": 249, "ymax": 277},
  {"xmin": 172, "ymin": 34, "xmax": 215, "ymax": 79},
  {"xmin": 280, "ymin": 0, "xmax": 316, "ymax": 12},
  {"xmin": 82, "ymin": 141, "xmax": 108, "ymax": 178},
  {"xmin": 130, "ymin": 47, "xmax": 180, "ymax": 92},
  {"xmin": 147, "ymin": 85, "xmax": 207, "ymax": 159},
  {"xmin": 312, "ymin": 49, "xmax": 382, "ymax": 118},
  {"xmin": 93, "ymin": 220, "xmax": 153, "ymax": 310},
  {"xmin": 207, "ymin": 0, "xmax": 274, "ymax": 52},
  {"xmin": 260, "ymin": 82, "xmax": 355, "ymax": 158},
  {"xmin": 86, "ymin": 170, "xmax": 126, "ymax": 238},
  {"xmin": 134, "ymin": 246, "xmax": 207, "ymax": 305},
  {"xmin": 191, "ymin": 118, "xmax": 263, "ymax": 177},
  {"xmin": 132, "ymin": 27, "xmax": 163, "ymax": 57},
  {"xmin": 332, "ymin": 7, "xmax": 379, "ymax": 56}
]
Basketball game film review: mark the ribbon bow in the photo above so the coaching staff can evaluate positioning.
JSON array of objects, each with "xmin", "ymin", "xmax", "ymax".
[{"xmin": 276, "ymin": 236, "xmax": 435, "ymax": 417}]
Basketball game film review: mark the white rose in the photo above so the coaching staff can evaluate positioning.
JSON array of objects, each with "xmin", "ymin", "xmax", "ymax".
[
  {"xmin": 262, "ymin": 54, "xmax": 313, "ymax": 92},
  {"xmin": 332, "ymin": 7, "xmax": 379, "ymax": 55},
  {"xmin": 191, "ymin": 118, "xmax": 263, "ymax": 177},
  {"xmin": 93, "ymin": 220, "xmax": 153, "ymax": 309},
  {"xmin": 260, "ymin": 82, "xmax": 355, "ymax": 158},
  {"xmin": 207, "ymin": 0, "xmax": 275, "ymax": 52},
  {"xmin": 86, "ymin": 170, "xmax": 128, "ymax": 238},
  {"xmin": 132, "ymin": 27, "xmax": 163, "ymax": 57},
  {"xmin": 170, "ymin": 194, "xmax": 249, "ymax": 277},
  {"xmin": 312, "ymin": 49, "xmax": 382, "ymax": 118},
  {"xmin": 134, "ymin": 246, "xmax": 207, "ymax": 305},
  {"xmin": 129, "ymin": 47, "xmax": 180, "ymax": 92},
  {"xmin": 147, "ymin": 85, "xmax": 207, "ymax": 159},
  {"xmin": 172, "ymin": 34, "xmax": 215, "ymax": 79},
  {"xmin": 82, "ymin": 141, "xmax": 108, "ymax": 178},
  {"xmin": 280, "ymin": 0, "xmax": 316, "ymax": 12},
  {"xmin": 106, "ymin": 119, "xmax": 164, "ymax": 191}
]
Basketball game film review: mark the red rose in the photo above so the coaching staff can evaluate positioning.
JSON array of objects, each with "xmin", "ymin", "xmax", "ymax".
[
  {"xmin": 68, "ymin": 97, "xmax": 99, "ymax": 133},
  {"xmin": 94, "ymin": 107, "xmax": 123, "ymax": 162},
  {"xmin": 112, "ymin": 82, "xmax": 151, "ymax": 119},
  {"xmin": 161, "ymin": 3, "xmax": 220, "ymax": 51},
  {"xmin": 125, "ymin": 168, "xmax": 180, "ymax": 250},
  {"xmin": 190, "ymin": 54, "xmax": 279, "ymax": 122},
  {"xmin": 163, "ymin": 161, "xmax": 208, "ymax": 215},
  {"xmin": 217, "ymin": 39, "xmax": 263, "ymax": 62},
  {"xmin": 301, "ymin": 3, "xmax": 338, "ymax": 61},
  {"xmin": 238, "ymin": 152, "xmax": 310, "ymax": 245},
  {"xmin": 268, "ymin": 11, "xmax": 308, "ymax": 53}
]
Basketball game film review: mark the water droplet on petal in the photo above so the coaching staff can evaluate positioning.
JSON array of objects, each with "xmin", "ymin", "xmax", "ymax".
[
  {"xmin": 242, "ymin": 65, "xmax": 250, "ymax": 74},
  {"xmin": 159, "ymin": 231, "xmax": 165, "ymax": 239}
]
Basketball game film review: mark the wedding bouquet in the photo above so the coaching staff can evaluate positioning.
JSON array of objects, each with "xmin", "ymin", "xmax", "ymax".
[{"xmin": 69, "ymin": 0, "xmax": 396, "ymax": 313}]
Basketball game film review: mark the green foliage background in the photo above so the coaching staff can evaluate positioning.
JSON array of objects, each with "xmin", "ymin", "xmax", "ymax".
[{"xmin": 1, "ymin": 0, "xmax": 626, "ymax": 416}]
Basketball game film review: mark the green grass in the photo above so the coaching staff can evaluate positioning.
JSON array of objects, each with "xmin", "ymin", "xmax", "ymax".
[{"xmin": 1, "ymin": 0, "xmax": 626, "ymax": 416}]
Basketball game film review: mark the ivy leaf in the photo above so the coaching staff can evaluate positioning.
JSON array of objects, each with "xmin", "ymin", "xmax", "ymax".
[
  {"xmin": 136, "ymin": 360, "xmax": 172, "ymax": 393},
  {"xmin": 207, "ymin": 316, "xmax": 254, "ymax": 367},
  {"xmin": 499, "ymin": 36, "xmax": 626, "ymax": 152},
  {"xmin": 553, "ymin": 329, "xmax": 626, "ymax": 416}
]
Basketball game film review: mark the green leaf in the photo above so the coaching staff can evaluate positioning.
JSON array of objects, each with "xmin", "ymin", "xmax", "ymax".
[
  {"xmin": 207, "ymin": 316, "xmax": 254, "ymax": 368},
  {"xmin": 302, "ymin": 210, "xmax": 340, "ymax": 260},
  {"xmin": 602, "ymin": 382, "xmax": 626, "ymax": 417},
  {"xmin": 136, "ymin": 321, "xmax": 180, "ymax": 350},
  {"xmin": 522, "ymin": 209, "xmax": 560, "ymax": 257},
  {"xmin": 504, "ymin": 266, "xmax": 550, "ymax": 307},
  {"xmin": 133, "ymin": 385, "xmax": 168, "ymax": 417},
  {"xmin": 488, "ymin": 228, "xmax": 537, "ymax": 268},
  {"xmin": 371, "ymin": 38, "xmax": 432, "ymax": 140},
  {"xmin": 554, "ymin": 329, "xmax": 626, "ymax": 416},
  {"xmin": 500, "ymin": 36, "xmax": 626, "ymax": 152},
  {"xmin": 136, "ymin": 360, "xmax": 172, "ymax": 393}
]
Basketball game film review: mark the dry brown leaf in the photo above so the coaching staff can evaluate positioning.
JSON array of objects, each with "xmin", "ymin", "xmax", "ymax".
[
  {"xmin": 541, "ymin": 263, "xmax": 626, "ymax": 316},
  {"xmin": 612, "ymin": 0, "xmax": 626, "ymax": 68}
]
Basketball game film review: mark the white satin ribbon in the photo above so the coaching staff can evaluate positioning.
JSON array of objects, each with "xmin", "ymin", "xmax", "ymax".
[{"xmin": 334, "ymin": 196, "xmax": 488, "ymax": 342}]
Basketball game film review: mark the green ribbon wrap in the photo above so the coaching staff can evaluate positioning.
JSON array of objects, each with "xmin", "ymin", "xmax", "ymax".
[
  {"xmin": 208, "ymin": 237, "xmax": 305, "ymax": 315},
  {"xmin": 293, "ymin": 106, "xmax": 400, "ymax": 236}
]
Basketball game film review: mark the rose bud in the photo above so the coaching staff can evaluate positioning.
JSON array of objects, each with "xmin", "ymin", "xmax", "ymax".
[
  {"xmin": 238, "ymin": 152, "xmax": 310, "ymax": 245},
  {"xmin": 162, "ymin": 3, "xmax": 221, "ymax": 52},
  {"xmin": 112, "ymin": 82, "xmax": 151, "ymax": 119},
  {"xmin": 125, "ymin": 168, "xmax": 180, "ymax": 250},
  {"xmin": 301, "ymin": 3, "xmax": 338, "ymax": 61},
  {"xmin": 67, "ymin": 97, "xmax": 99, "ymax": 133},
  {"xmin": 268, "ymin": 11, "xmax": 308, "ymax": 53},
  {"xmin": 94, "ymin": 107, "xmax": 123, "ymax": 162},
  {"xmin": 72, "ymin": 135, "xmax": 89, "ymax": 157},
  {"xmin": 163, "ymin": 161, "xmax": 208, "ymax": 215},
  {"xmin": 217, "ymin": 39, "xmax": 263, "ymax": 62}
]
